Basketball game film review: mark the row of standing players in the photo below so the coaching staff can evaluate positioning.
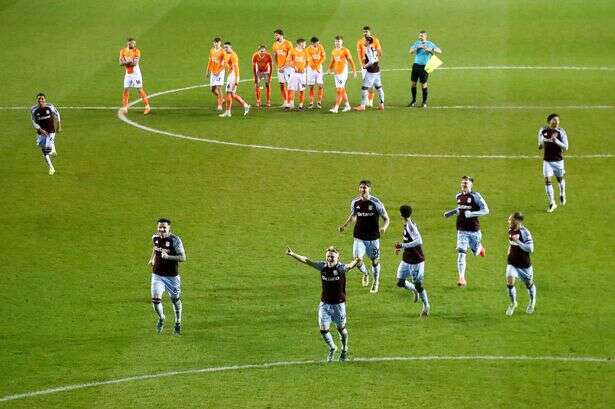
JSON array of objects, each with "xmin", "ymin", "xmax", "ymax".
[{"xmin": 115, "ymin": 27, "xmax": 443, "ymax": 117}]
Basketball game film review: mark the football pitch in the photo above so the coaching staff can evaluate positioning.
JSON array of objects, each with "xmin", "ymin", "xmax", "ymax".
[{"xmin": 1, "ymin": 0, "xmax": 614, "ymax": 407}]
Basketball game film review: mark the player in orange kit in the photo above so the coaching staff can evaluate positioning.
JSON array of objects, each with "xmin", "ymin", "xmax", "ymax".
[
  {"xmin": 207, "ymin": 37, "xmax": 226, "ymax": 111},
  {"xmin": 328, "ymin": 36, "xmax": 357, "ymax": 114},
  {"xmin": 306, "ymin": 37, "xmax": 326, "ymax": 109},
  {"xmin": 218, "ymin": 42, "xmax": 251, "ymax": 118},
  {"xmin": 285, "ymin": 39, "xmax": 308, "ymax": 111},
  {"xmin": 272, "ymin": 29, "xmax": 293, "ymax": 107},
  {"xmin": 119, "ymin": 38, "xmax": 151, "ymax": 115},
  {"xmin": 356, "ymin": 26, "xmax": 382, "ymax": 108},
  {"xmin": 252, "ymin": 45, "xmax": 273, "ymax": 108}
]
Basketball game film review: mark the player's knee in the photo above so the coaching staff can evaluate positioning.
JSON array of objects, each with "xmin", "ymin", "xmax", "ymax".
[
  {"xmin": 336, "ymin": 325, "xmax": 346, "ymax": 332},
  {"xmin": 152, "ymin": 297, "xmax": 161, "ymax": 304},
  {"xmin": 171, "ymin": 296, "xmax": 181, "ymax": 303},
  {"xmin": 320, "ymin": 329, "xmax": 329, "ymax": 335},
  {"xmin": 375, "ymin": 85, "xmax": 382, "ymax": 90},
  {"xmin": 457, "ymin": 248, "xmax": 467, "ymax": 254},
  {"xmin": 526, "ymin": 280, "xmax": 534, "ymax": 289},
  {"xmin": 415, "ymin": 282, "xmax": 424, "ymax": 293},
  {"xmin": 507, "ymin": 284, "xmax": 514, "ymax": 289},
  {"xmin": 361, "ymin": 86, "xmax": 368, "ymax": 91},
  {"xmin": 556, "ymin": 176, "xmax": 563, "ymax": 183},
  {"xmin": 396, "ymin": 279, "xmax": 406, "ymax": 288}
]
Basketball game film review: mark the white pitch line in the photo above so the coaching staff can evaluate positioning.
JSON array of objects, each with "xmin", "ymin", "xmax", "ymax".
[{"xmin": 0, "ymin": 355, "xmax": 611, "ymax": 403}]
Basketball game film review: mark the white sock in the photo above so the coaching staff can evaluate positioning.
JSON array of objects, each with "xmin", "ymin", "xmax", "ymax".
[
  {"xmin": 43, "ymin": 154, "xmax": 53, "ymax": 170},
  {"xmin": 361, "ymin": 89, "xmax": 369, "ymax": 106},
  {"xmin": 528, "ymin": 284, "xmax": 537, "ymax": 307},
  {"xmin": 377, "ymin": 87, "xmax": 384, "ymax": 103},
  {"xmin": 172, "ymin": 298, "xmax": 182, "ymax": 323},
  {"xmin": 545, "ymin": 183, "xmax": 554, "ymax": 203},
  {"xmin": 338, "ymin": 327, "xmax": 348, "ymax": 351},
  {"xmin": 457, "ymin": 252, "xmax": 466, "ymax": 279},
  {"xmin": 321, "ymin": 330, "xmax": 336, "ymax": 350},
  {"xmin": 559, "ymin": 179, "xmax": 566, "ymax": 197},
  {"xmin": 419, "ymin": 289, "xmax": 429, "ymax": 307},
  {"xmin": 152, "ymin": 300, "xmax": 165, "ymax": 320},
  {"xmin": 507, "ymin": 285, "xmax": 517, "ymax": 304},
  {"xmin": 358, "ymin": 263, "xmax": 368, "ymax": 275},
  {"xmin": 372, "ymin": 264, "xmax": 381, "ymax": 282},
  {"xmin": 403, "ymin": 280, "xmax": 416, "ymax": 292}
]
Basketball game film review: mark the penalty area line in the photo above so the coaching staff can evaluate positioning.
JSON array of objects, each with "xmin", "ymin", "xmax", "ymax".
[{"xmin": 0, "ymin": 355, "xmax": 611, "ymax": 403}]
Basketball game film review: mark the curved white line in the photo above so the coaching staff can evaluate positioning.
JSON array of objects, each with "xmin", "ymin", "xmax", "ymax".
[
  {"xmin": 117, "ymin": 65, "xmax": 614, "ymax": 159},
  {"xmin": 1, "ymin": 355, "xmax": 611, "ymax": 403}
]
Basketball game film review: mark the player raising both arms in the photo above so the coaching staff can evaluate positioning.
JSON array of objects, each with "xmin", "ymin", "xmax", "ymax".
[
  {"xmin": 306, "ymin": 37, "xmax": 326, "ymax": 109},
  {"xmin": 272, "ymin": 29, "xmax": 293, "ymax": 107},
  {"xmin": 207, "ymin": 37, "xmax": 226, "ymax": 111},
  {"xmin": 285, "ymin": 39, "xmax": 308, "ymax": 111},
  {"xmin": 356, "ymin": 26, "xmax": 382, "ymax": 108},
  {"xmin": 339, "ymin": 180, "xmax": 389, "ymax": 293},
  {"xmin": 119, "ymin": 38, "xmax": 151, "ymax": 115},
  {"xmin": 328, "ymin": 36, "xmax": 357, "ymax": 113},
  {"xmin": 219, "ymin": 42, "xmax": 250, "ymax": 118},
  {"xmin": 252, "ymin": 45, "xmax": 273, "ymax": 108},
  {"xmin": 286, "ymin": 246, "xmax": 360, "ymax": 362}
]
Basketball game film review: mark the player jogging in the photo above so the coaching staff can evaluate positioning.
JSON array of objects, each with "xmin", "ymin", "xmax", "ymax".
[
  {"xmin": 285, "ymin": 39, "xmax": 308, "ymax": 111},
  {"xmin": 444, "ymin": 176, "xmax": 489, "ymax": 287},
  {"xmin": 286, "ymin": 246, "xmax": 360, "ymax": 362},
  {"xmin": 328, "ymin": 36, "xmax": 357, "ymax": 113},
  {"xmin": 339, "ymin": 180, "xmax": 389, "ymax": 293},
  {"xmin": 31, "ymin": 93, "xmax": 61, "ymax": 175},
  {"xmin": 306, "ymin": 37, "xmax": 326, "ymax": 109},
  {"xmin": 505, "ymin": 212, "xmax": 537, "ymax": 316},
  {"xmin": 354, "ymin": 36, "xmax": 384, "ymax": 111},
  {"xmin": 272, "ymin": 29, "xmax": 293, "ymax": 107},
  {"xmin": 538, "ymin": 113, "xmax": 569, "ymax": 213},
  {"xmin": 394, "ymin": 204, "xmax": 430, "ymax": 317},
  {"xmin": 148, "ymin": 218, "xmax": 186, "ymax": 335},
  {"xmin": 408, "ymin": 31, "xmax": 442, "ymax": 108},
  {"xmin": 119, "ymin": 38, "xmax": 151, "ymax": 115},
  {"xmin": 207, "ymin": 37, "xmax": 226, "ymax": 111},
  {"xmin": 251, "ymin": 45, "xmax": 273, "ymax": 108},
  {"xmin": 356, "ymin": 26, "xmax": 382, "ymax": 108},
  {"xmin": 218, "ymin": 42, "xmax": 250, "ymax": 118}
]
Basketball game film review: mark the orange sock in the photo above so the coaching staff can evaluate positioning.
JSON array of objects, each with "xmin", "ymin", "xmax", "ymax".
[
  {"xmin": 255, "ymin": 86, "xmax": 261, "ymax": 104},
  {"xmin": 232, "ymin": 94, "xmax": 247, "ymax": 106},
  {"xmin": 309, "ymin": 87, "xmax": 314, "ymax": 104},
  {"xmin": 368, "ymin": 90, "xmax": 374, "ymax": 101},
  {"xmin": 122, "ymin": 90, "xmax": 129, "ymax": 107},
  {"xmin": 299, "ymin": 90, "xmax": 304, "ymax": 105},
  {"xmin": 138, "ymin": 89, "xmax": 149, "ymax": 105},
  {"xmin": 317, "ymin": 87, "xmax": 324, "ymax": 103},
  {"xmin": 266, "ymin": 86, "xmax": 271, "ymax": 104},
  {"xmin": 226, "ymin": 94, "xmax": 232, "ymax": 111},
  {"xmin": 280, "ymin": 84, "xmax": 287, "ymax": 101},
  {"xmin": 287, "ymin": 90, "xmax": 294, "ymax": 104}
]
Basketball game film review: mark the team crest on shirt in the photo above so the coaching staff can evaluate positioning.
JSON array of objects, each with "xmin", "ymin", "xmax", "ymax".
[
  {"xmin": 332, "ymin": 270, "xmax": 338, "ymax": 276},
  {"xmin": 368, "ymin": 205, "xmax": 373, "ymax": 211},
  {"xmin": 165, "ymin": 242, "xmax": 170, "ymax": 247},
  {"xmin": 467, "ymin": 198, "xmax": 471, "ymax": 203}
]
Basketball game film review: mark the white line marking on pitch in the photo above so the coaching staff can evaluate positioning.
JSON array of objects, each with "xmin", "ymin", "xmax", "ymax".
[{"xmin": 0, "ymin": 355, "xmax": 611, "ymax": 403}]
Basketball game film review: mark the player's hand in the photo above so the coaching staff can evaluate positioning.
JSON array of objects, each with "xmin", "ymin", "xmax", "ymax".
[
  {"xmin": 338, "ymin": 225, "xmax": 346, "ymax": 233},
  {"xmin": 148, "ymin": 259, "xmax": 154, "ymax": 266},
  {"xmin": 464, "ymin": 210, "xmax": 473, "ymax": 218},
  {"xmin": 379, "ymin": 226, "xmax": 387, "ymax": 234},
  {"xmin": 39, "ymin": 129, "xmax": 48, "ymax": 136},
  {"xmin": 509, "ymin": 240, "xmax": 518, "ymax": 246},
  {"xmin": 206, "ymin": 73, "xmax": 210, "ymax": 78},
  {"xmin": 510, "ymin": 234, "xmax": 520, "ymax": 241},
  {"xmin": 56, "ymin": 126, "xmax": 62, "ymax": 133},
  {"xmin": 160, "ymin": 252, "xmax": 169, "ymax": 259}
]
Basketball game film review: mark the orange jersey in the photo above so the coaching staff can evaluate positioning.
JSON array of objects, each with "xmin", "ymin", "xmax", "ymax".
[
  {"xmin": 287, "ymin": 48, "xmax": 308, "ymax": 73},
  {"xmin": 329, "ymin": 47, "xmax": 355, "ymax": 74},
  {"xmin": 208, "ymin": 47, "xmax": 225, "ymax": 75},
  {"xmin": 356, "ymin": 36, "xmax": 382, "ymax": 63},
  {"xmin": 224, "ymin": 51, "xmax": 240, "ymax": 78},
  {"xmin": 251, "ymin": 52, "xmax": 273, "ymax": 74},
  {"xmin": 119, "ymin": 47, "xmax": 141, "ymax": 74},
  {"xmin": 306, "ymin": 44, "xmax": 326, "ymax": 71},
  {"xmin": 272, "ymin": 39, "xmax": 293, "ymax": 67}
]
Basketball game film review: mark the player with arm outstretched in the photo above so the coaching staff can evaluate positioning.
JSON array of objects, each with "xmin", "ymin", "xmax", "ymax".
[
  {"xmin": 286, "ymin": 246, "xmax": 360, "ymax": 362},
  {"xmin": 443, "ymin": 175, "xmax": 489, "ymax": 287}
]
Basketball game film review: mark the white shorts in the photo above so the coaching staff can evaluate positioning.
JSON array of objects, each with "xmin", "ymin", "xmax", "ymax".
[
  {"xmin": 334, "ymin": 72, "xmax": 349, "ymax": 89},
  {"xmin": 36, "ymin": 133, "xmax": 55, "ymax": 150},
  {"xmin": 457, "ymin": 230, "xmax": 482, "ymax": 254},
  {"xmin": 225, "ymin": 74, "xmax": 238, "ymax": 93},
  {"xmin": 353, "ymin": 238, "xmax": 380, "ymax": 260},
  {"xmin": 151, "ymin": 273, "xmax": 181, "ymax": 299},
  {"xmin": 543, "ymin": 160, "xmax": 565, "ymax": 178},
  {"xmin": 210, "ymin": 71, "xmax": 224, "ymax": 87},
  {"xmin": 318, "ymin": 302, "xmax": 346, "ymax": 328},
  {"xmin": 256, "ymin": 71, "xmax": 270, "ymax": 83},
  {"xmin": 396, "ymin": 261, "xmax": 425, "ymax": 283},
  {"xmin": 277, "ymin": 67, "xmax": 293, "ymax": 84},
  {"xmin": 506, "ymin": 265, "xmax": 534, "ymax": 286},
  {"xmin": 306, "ymin": 67, "xmax": 324, "ymax": 85},
  {"xmin": 362, "ymin": 71, "xmax": 382, "ymax": 89},
  {"xmin": 123, "ymin": 72, "xmax": 144, "ymax": 88},
  {"xmin": 361, "ymin": 68, "xmax": 367, "ymax": 79},
  {"xmin": 288, "ymin": 72, "xmax": 306, "ymax": 91}
]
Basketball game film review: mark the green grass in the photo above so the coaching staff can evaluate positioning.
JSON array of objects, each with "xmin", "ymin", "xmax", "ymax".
[{"xmin": 1, "ymin": 0, "xmax": 614, "ymax": 407}]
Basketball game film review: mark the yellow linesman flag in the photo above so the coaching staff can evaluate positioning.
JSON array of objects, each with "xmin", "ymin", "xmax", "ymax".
[{"xmin": 425, "ymin": 54, "xmax": 443, "ymax": 73}]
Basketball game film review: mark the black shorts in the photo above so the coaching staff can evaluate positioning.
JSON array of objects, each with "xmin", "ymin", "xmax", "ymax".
[{"xmin": 411, "ymin": 63, "xmax": 429, "ymax": 83}]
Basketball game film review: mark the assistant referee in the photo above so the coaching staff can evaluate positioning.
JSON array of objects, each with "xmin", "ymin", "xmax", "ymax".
[{"xmin": 408, "ymin": 30, "xmax": 442, "ymax": 108}]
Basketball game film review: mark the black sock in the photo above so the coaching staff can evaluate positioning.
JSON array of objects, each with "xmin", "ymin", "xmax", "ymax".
[
  {"xmin": 422, "ymin": 88, "xmax": 428, "ymax": 103},
  {"xmin": 411, "ymin": 87, "xmax": 417, "ymax": 102}
]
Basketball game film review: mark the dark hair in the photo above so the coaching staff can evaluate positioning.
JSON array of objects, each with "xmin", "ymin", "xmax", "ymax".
[
  {"xmin": 419, "ymin": 30, "xmax": 427, "ymax": 34},
  {"xmin": 213, "ymin": 37, "xmax": 221, "ymax": 43},
  {"xmin": 297, "ymin": 38, "xmax": 306, "ymax": 44},
  {"xmin": 326, "ymin": 246, "xmax": 339, "ymax": 254},
  {"xmin": 224, "ymin": 41, "xmax": 231, "ymax": 46},
  {"xmin": 365, "ymin": 36, "xmax": 374, "ymax": 44},
  {"xmin": 127, "ymin": 37, "xmax": 135, "ymax": 42},
  {"xmin": 358, "ymin": 180, "xmax": 372, "ymax": 187},
  {"xmin": 310, "ymin": 36, "xmax": 319, "ymax": 43},
  {"xmin": 36, "ymin": 92, "xmax": 46, "ymax": 98},
  {"xmin": 511, "ymin": 212, "xmax": 524, "ymax": 222},
  {"xmin": 258, "ymin": 44, "xmax": 266, "ymax": 50},
  {"xmin": 363, "ymin": 26, "xmax": 370, "ymax": 31},
  {"xmin": 547, "ymin": 113, "xmax": 559, "ymax": 122},
  {"xmin": 400, "ymin": 205, "xmax": 413, "ymax": 218},
  {"xmin": 335, "ymin": 35, "xmax": 343, "ymax": 40},
  {"xmin": 274, "ymin": 29, "xmax": 284, "ymax": 35},
  {"xmin": 157, "ymin": 218, "xmax": 172, "ymax": 225},
  {"xmin": 461, "ymin": 175, "xmax": 474, "ymax": 182}
]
